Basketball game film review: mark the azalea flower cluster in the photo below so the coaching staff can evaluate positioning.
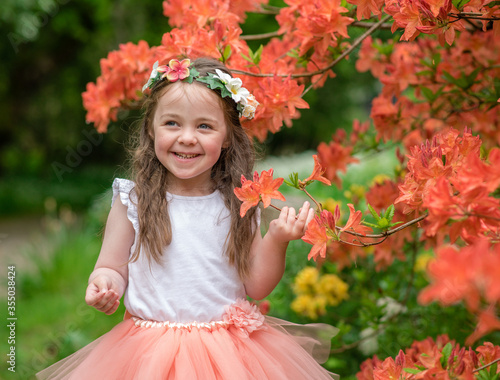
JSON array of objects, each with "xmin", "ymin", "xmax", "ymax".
[
  {"xmin": 82, "ymin": 40, "xmax": 158, "ymax": 133},
  {"xmin": 82, "ymin": 0, "xmax": 499, "ymax": 142},
  {"xmin": 395, "ymin": 127, "xmax": 500, "ymax": 244},
  {"xmin": 419, "ymin": 239, "xmax": 500, "ymax": 345},
  {"xmin": 356, "ymin": 30, "xmax": 500, "ymax": 151},
  {"xmin": 348, "ymin": 0, "xmax": 498, "ymax": 46},
  {"xmin": 291, "ymin": 267, "xmax": 349, "ymax": 320},
  {"xmin": 357, "ymin": 335, "xmax": 500, "ymax": 379}
]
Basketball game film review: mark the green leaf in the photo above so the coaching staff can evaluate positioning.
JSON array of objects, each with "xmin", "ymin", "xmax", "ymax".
[
  {"xmin": 284, "ymin": 173, "xmax": 300, "ymax": 189},
  {"xmin": 240, "ymin": 53, "xmax": 254, "ymax": 64},
  {"xmin": 452, "ymin": 0, "xmax": 471, "ymax": 10},
  {"xmin": 442, "ymin": 71, "xmax": 461, "ymax": 86},
  {"xmin": 440, "ymin": 343, "xmax": 453, "ymax": 368},
  {"xmin": 222, "ymin": 45, "xmax": 232, "ymax": 63},
  {"xmin": 186, "ymin": 67, "xmax": 200, "ymax": 84},
  {"xmin": 466, "ymin": 67, "xmax": 480, "ymax": 83},
  {"xmin": 252, "ymin": 45, "xmax": 263, "ymax": 65},
  {"xmin": 361, "ymin": 221, "xmax": 380, "ymax": 229},
  {"xmin": 420, "ymin": 86, "xmax": 436, "ymax": 102},
  {"xmin": 490, "ymin": 362, "xmax": 498, "ymax": 377},
  {"xmin": 384, "ymin": 204, "xmax": 394, "ymax": 220},
  {"xmin": 404, "ymin": 368, "xmax": 423, "ymax": 374},
  {"xmin": 378, "ymin": 217, "xmax": 389, "ymax": 228},
  {"xmin": 367, "ymin": 204, "xmax": 380, "ymax": 221},
  {"xmin": 388, "ymin": 221, "xmax": 403, "ymax": 228}
]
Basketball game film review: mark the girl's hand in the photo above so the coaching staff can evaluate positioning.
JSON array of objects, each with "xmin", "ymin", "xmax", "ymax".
[
  {"xmin": 85, "ymin": 275, "xmax": 121, "ymax": 315},
  {"xmin": 268, "ymin": 201, "xmax": 315, "ymax": 244}
]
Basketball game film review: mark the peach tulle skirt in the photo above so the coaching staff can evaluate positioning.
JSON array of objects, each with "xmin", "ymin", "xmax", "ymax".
[{"xmin": 37, "ymin": 301, "xmax": 339, "ymax": 380}]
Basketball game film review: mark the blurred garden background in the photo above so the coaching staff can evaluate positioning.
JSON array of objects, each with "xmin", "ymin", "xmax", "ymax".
[{"xmin": 1, "ymin": 0, "xmax": 499, "ymax": 379}]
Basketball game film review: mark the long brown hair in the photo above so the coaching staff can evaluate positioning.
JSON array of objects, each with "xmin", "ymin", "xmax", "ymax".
[{"xmin": 128, "ymin": 57, "xmax": 258, "ymax": 279}]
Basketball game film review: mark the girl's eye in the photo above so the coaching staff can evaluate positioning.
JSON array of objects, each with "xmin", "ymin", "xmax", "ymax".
[
  {"xmin": 165, "ymin": 121, "xmax": 177, "ymax": 126},
  {"xmin": 198, "ymin": 124, "xmax": 212, "ymax": 130}
]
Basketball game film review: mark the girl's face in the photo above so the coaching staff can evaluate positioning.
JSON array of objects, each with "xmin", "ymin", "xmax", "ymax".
[{"xmin": 152, "ymin": 82, "xmax": 228, "ymax": 195}]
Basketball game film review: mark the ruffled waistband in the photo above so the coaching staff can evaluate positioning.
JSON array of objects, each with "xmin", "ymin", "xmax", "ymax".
[
  {"xmin": 125, "ymin": 298, "xmax": 267, "ymax": 337},
  {"xmin": 131, "ymin": 318, "xmax": 231, "ymax": 331}
]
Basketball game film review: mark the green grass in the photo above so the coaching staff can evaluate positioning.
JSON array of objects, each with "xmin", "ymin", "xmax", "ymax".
[{"xmin": 1, "ymin": 198, "xmax": 123, "ymax": 379}]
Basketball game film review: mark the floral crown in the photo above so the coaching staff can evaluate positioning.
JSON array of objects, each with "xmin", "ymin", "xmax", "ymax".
[{"xmin": 142, "ymin": 58, "xmax": 258, "ymax": 120}]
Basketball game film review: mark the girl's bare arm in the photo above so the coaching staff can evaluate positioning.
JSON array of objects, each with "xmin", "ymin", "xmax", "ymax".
[{"xmin": 85, "ymin": 198, "xmax": 134, "ymax": 315}]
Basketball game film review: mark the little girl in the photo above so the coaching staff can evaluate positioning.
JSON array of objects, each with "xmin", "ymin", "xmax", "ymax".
[{"xmin": 37, "ymin": 57, "xmax": 339, "ymax": 379}]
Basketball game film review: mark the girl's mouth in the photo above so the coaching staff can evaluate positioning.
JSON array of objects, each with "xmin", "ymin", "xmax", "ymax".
[{"xmin": 174, "ymin": 152, "xmax": 200, "ymax": 159}]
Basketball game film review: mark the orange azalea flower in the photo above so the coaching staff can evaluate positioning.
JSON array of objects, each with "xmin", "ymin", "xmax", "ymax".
[
  {"xmin": 373, "ymin": 350, "xmax": 415, "ymax": 380},
  {"xmin": 234, "ymin": 176, "xmax": 261, "ymax": 218},
  {"xmin": 346, "ymin": 0, "xmax": 384, "ymax": 21},
  {"xmin": 340, "ymin": 204, "xmax": 371, "ymax": 236},
  {"xmin": 317, "ymin": 140, "xmax": 359, "ymax": 188},
  {"xmin": 302, "ymin": 208, "xmax": 340, "ymax": 261},
  {"xmin": 466, "ymin": 307, "xmax": 500, "ymax": 345},
  {"xmin": 253, "ymin": 76, "xmax": 310, "ymax": 132},
  {"xmin": 418, "ymin": 239, "xmax": 500, "ymax": 315},
  {"xmin": 257, "ymin": 169, "xmax": 286, "ymax": 208},
  {"xmin": 233, "ymin": 169, "xmax": 286, "ymax": 217},
  {"xmin": 356, "ymin": 355, "xmax": 382, "ymax": 380},
  {"xmin": 302, "ymin": 155, "xmax": 331, "ymax": 186}
]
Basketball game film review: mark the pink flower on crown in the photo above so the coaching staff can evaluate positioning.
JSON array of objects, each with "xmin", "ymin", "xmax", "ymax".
[
  {"xmin": 223, "ymin": 298, "xmax": 266, "ymax": 338},
  {"xmin": 158, "ymin": 58, "xmax": 191, "ymax": 82}
]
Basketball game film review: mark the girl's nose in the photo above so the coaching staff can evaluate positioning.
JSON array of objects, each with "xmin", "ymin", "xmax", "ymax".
[{"xmin": 178, "ymin": 128, "xmax": 197, "ymax": 145}]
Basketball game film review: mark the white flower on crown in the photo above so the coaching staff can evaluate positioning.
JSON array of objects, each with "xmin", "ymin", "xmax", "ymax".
[
  {"xmin": 241, "ymin": 94, "xmax": 259, "ymax": 119},
  {"xmin": 213, "ymin": 69, "xmax": 250, "ymax": 104},
  {"xmin": 142, "ymin": 61, "xmax": 160, "ymax": 92}
]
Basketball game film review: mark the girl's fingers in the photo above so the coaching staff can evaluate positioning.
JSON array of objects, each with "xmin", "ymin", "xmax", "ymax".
[
  {"xmin": 279, "ymin": 206, "xmax": 289, "ymax": 222},
  {"xmin": 94, "ymin": 290, "xmax": 119, "ymax": 311},
  {"xmin": 85, "ymin": 284, "xmax": 105, "ymax": 306},
  {"xmin": 298, "ymin": 202, "xmax": 310, "ymax": 220},
  {"xmin": 287, "ymin": 206, "xmax": 297, "ymax": 223},
  {"xmin": 305, "ymin": 208, "xmax": 315, "ymax": 228}
]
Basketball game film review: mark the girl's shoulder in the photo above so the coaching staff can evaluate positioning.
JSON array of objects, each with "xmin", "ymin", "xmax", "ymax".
[
  {"xmin": 111, "ymin": 178, "xmax": 139, "ymax": 232},
  {"xmin": 112, "ymin": 178, "xmax": 135, "ymax": 193},
  {"xmin": 111, "ymin": 178, "xmax": 137, "ymax": 208}
]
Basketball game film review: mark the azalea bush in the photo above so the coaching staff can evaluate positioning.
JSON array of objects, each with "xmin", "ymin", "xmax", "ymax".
[{"xmin": 81, "ymin": 0, "xmax": 500, "ymax": 378}]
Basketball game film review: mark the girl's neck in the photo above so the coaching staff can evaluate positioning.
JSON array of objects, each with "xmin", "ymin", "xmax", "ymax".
[{"xmin": 166, "ymin": 177, "xmax": 216, "ymax": 197}]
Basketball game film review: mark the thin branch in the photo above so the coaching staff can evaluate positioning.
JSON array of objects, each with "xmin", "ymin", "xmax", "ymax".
[
  {"xmin": 473, "ymin": 357, "xmax": 500, "ymax": 373},
  {"xmin": 337, "ymin": 213, "xmax": 428, "ymax": 238},
  {"xmin": 231, "ymin": 14, "xmax": 392, "ymax": 80},
  {"xmin": 339, "ymin": 235, "xmax": 389, "ymax": 247},
  {"xmin": 302, "ymin": 188, "xmax": 324, "ymax": 212},
  {"xmin": 258, "ymin": 4, "xmax": 282, "ymax": 15},
  {"xmin": 241, "ymin": 31, "xmax": 282, "ymax": 41},
  {"xmin": 352, "ymin": 20, "xmax": 393, "ymax": 29},
  {"xmin": 448, "ymin": 12, "xmax": 500, "ymax": 21}
]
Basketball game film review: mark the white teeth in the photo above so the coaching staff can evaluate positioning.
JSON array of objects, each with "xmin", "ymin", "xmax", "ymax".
[{"xmin": 175, "ymin": 153, "xmax": 198, "ymax": 159}]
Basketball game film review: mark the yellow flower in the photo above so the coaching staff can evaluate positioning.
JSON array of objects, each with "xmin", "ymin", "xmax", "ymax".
[
  {"xmin": 292, "ymin": 268, "xmax": 350, "ymax": 319},
  {"xmin": 322, "ymin": 198, "xmax": 341, "ymax": 214},
  {"xmin": 293, "ymin": 267, "xmax": 319, "ymax": 295},
  {"xmin": 415, "ymin": 252, "xmax": 434, "ymax": 272},
  {"xmin": 371, "ymin": 174, "xmax": 391, "ymax": 186},
  {"xmin": 350, "ymin": 184, "xmax": 366, "ymax": 200},
  {"xmin": 316, "ymin": 274, "xmax": 349, "ymax": 306},
  {"xmin": 291, "ymin": 294, "xmax": 315, "ymax": 318}
]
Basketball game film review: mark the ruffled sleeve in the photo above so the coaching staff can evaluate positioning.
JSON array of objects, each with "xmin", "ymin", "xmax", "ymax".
[{"xmin": 111, "ymin": 178, "xmax": 140, "ymax": 236}]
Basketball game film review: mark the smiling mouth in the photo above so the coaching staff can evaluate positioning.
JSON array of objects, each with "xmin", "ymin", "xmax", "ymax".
[{"xmin": 174, "ymin": 152, "xmax": 200, "ymax": 159}]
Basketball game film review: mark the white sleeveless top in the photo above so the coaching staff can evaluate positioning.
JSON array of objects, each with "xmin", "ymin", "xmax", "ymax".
[{"xmin": 112, "ymin": 178, "xmax": 247, "ymax": 323}]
